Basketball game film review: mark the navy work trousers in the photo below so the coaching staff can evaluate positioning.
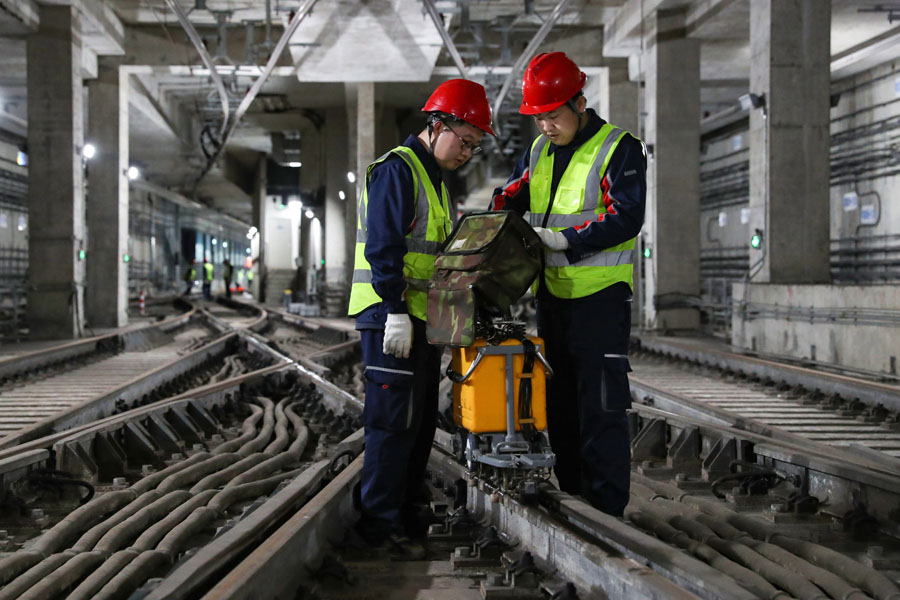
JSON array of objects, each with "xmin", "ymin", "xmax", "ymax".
[
  {"xmin": 358, "ymin": 315, "xmax": 440, "ymax": 537},
  {"xmin": 537, "ymin": 282, "xmax": 632, "ymax": 516}
]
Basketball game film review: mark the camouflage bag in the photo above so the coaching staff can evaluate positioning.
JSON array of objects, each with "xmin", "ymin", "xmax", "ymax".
[{"xmin": 427, "ymin": 211, "xmax": 542, "ymax": 346}]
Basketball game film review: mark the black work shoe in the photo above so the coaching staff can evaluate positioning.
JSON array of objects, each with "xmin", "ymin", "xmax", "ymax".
[
  {"xmin": 402, "ymin": 505, "xmax": 434, "ymax": 540},
  {"xmin": 384, "ymin": 533, "xmax": 427, "ymax": 561}
]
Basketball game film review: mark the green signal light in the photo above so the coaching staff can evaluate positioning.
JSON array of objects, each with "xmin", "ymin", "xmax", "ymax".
[
  {"xmin": 750, "ymin": 228, "xmax": 763, "ymax": 250},
  {"xmin": 643, "ymin": 247, "xmax": 652, "ymax": 259},
  {"xmin": 320, "ymin": 259, "xmax": 325, "ymax": 266},
  {"xmin": 78, "ymin": 249, "xmax": 85, "ymax": 260},
  {"xmin": 123, "ymin": 253, "xmax": 131, "ymax": 263}
]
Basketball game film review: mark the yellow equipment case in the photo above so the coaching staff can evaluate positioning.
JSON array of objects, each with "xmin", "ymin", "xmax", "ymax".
[{"xmin": 451, "ymin": 336, "xmax": 547, "ymax": 434}]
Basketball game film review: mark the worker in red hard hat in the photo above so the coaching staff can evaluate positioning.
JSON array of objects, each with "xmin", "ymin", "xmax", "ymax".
[
  {"xmin": 492, "ymin": 52, "xmax": 647, "ymax": 517},
  {"xmin": 348, "ymin": 78, "xmax": 494, "ymax": 557}
]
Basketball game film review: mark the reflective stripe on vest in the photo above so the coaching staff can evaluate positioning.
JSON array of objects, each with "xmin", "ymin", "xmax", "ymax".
[
  {"xmin": 347, "ymin": 146, "xmax": 452, "ymax": 319},
  {"xmin": 529, "ymin": 124, "xmax": 637, "ymax": 299}
]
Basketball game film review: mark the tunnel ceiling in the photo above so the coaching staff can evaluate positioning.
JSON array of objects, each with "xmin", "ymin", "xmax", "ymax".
[{"xmin": 0, "ymin": 0, "xmax": 898, "ymax": 225}]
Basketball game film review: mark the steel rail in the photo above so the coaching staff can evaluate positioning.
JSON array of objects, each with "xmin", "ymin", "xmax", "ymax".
[
  {"xmin": 0, "ymin": 301, "xmax": 196, "ymax": 382},
  {"xmin": 635, "ymin": 336, "xmax": 900, "ymax": 408}
]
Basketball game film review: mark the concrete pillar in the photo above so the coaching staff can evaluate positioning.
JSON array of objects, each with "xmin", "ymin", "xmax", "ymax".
[
  {"xmin": 748, "ymin": 0, "xmax": 830, "ymax": 283},
  {"xmin": 300, "ymin": 214, "xmax": 313, "ymax": 296},
  {"xmin": 86, "ymin": 57, "xmax": 129, "ymax": 328},
  {"xmin": 252, "ymin": 154, "xmax": 266, "ymax": 300},
  {"xmin": 27, "ymin": 5, "xmax": 86, "ymax": 339},
  {"xmin": 599, "ymin": 62, "xmax": 639, "ymax": 135},
  {"xmin": 323, "ymin": 106, "xmax": 349, "ymax": 315},
  {"xmin": 643, "ymin": 9, "xmax": 701, "ymax": 331}
]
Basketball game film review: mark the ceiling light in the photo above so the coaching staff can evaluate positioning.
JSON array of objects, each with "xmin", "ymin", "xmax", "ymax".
[
  {"xmin": 288, "ymin": 162, "xmax": 302, "ymax": 168},
  {"xmin": 305, "ymin": 209, "xmax": 314, "ymax": 219},
  {"xmin": 347, "ymin": 171, "xmax": 356, "ymax": 183},
  {"xmin": 338, "ymin": 190, "xmax": 346, "ymax": 200},
  {"xmin": 127, "ymin": 166, "xmax": 140, "ymax": 180},
  {"xmin": 82, "ymin": 143, "xmax": 96, "ymax": 160},
  {"xmin": 16, "ymin": 151, "xmax": 26, "ymax": 167}
]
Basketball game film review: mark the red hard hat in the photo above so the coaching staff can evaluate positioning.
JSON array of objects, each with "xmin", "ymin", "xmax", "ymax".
[
  {"xmin": 519, "ymin": 52, "xmax": 587, "ymax": 115},
  {"xmin": 422, "ymin": 79, "xmax": 496, "ymax": 136}
]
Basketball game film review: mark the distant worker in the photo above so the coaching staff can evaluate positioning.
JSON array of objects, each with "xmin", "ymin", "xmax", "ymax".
[
  {"xmin": 348, "ymin": 79, "xmax": 495, "ymax": 556},
  {"xmin": 246, "ymin": 265, "xmax": 254, "ymax": 296},
  {"xmin": 491, "ymin": 52, "xmax": 646, "ymax": 517},
  {"xmin": 202, "ymin": 257, "xmax": 213, "ymax": 300},
  {"xmin": 182, "ymin": 259, "xmax": 197, "ymax": 296},
  {"xmin": 223, "ymin": 259, "xmax": 233, "ymax": 299}
]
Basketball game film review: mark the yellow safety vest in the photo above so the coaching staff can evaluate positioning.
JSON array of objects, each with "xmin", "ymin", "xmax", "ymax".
[
  {"xmin": 527, "ymin": 124, "xmax": 637, "ymax": 299},
  {"xmin": 203, "ymin": 262, "xmax": 214, "ymax": 281},
  {"xmin": 348, "ymin": 146, "xmax": 452, "ymax": 320}
]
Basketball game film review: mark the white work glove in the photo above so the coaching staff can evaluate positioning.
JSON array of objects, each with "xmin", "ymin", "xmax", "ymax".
[
  {"xmin": 533, "ymin": 227, "xmax": 569, "ymax": 251},
  {"xmin": 383, "ymin": 313, "xmax": 413, "ymax": 358}
]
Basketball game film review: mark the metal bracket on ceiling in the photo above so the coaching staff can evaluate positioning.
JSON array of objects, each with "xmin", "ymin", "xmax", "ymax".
[
  {"xmin": 857, "ymin": 4, "xmax": 900, "ymax": 23},
  {"xmin": 492, "ymin": 0, "xmax": 574, "ymax": 135},
  {"xmin": 422, "ymin": 0, "xmax": 470, "ymax": 79}
]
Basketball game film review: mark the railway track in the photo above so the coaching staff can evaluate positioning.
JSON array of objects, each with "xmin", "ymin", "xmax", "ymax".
[
  {"xmin": 0, "ymin": 300, "xmax": 279, "ymax": 449},
  {"xmin": 1, "ymin": 314, "xmax": 900, "ymax": 599},
  {"xmin": 630, "ymin": 337, "xmax": 900, "ymax": 461}
]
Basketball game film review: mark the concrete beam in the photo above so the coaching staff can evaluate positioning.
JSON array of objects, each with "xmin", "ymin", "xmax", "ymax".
[
  {"xmin": 123, "ymin": 24, "xmax": 285, "ymax": 69},
  {"xmin": 126, "ymin": 71, "xmax": 185, "ymax": 144},
  {"xmin": 684, "ymin": 0, "xmax": 741, "ymax": 36},
  {"xmin": 0, "ymin": 0, "xmax": 38, "ymax": 34},
  {"xmin": 41, "ymin": 0, "xmax": 125, "ymax": 55},
  {"xmin": 831, "ymin": 24, "xmax": 900, "ymax": 79},
  {"xmin": 223, "ymin": 152, "xmax": 255, "ymax": 196},
  {"xmin": 604, "ymin": 0, "xmax": 739, "ymax": 57},
  {"xmin": 603, "ymin": 0, "xmax": 700, "ymax": 57}
]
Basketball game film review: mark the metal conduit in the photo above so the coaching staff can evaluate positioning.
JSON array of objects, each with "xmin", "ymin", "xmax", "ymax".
[
  {"xmin": 212, "ymin": 403, "xmax": 265, "ymax": 454},
  {"xmin": 491, "ymin": 0, "xmax": 574, "ymax": 133},
  {"xmin": 0, "ymin": 553, "xmax": 72, "ymax": 600},
  {"xmin": 229, "ymin": 403, "xmax": 308, "ymax": 486},
  {"xmin": 189, "ymin": 453, "xmax": 269, "ymax": 492},
  {"xmin": 65, "ymin": 549, "xmax": 140, "ymax": 600},
  {"xmin": 624, "ymin": 499, "xmax": 786, "ymax": 599},
  {"xmin": 69, "ymin": 491, "xmax": 165, "ymax": 552},
  {"xmin": 93, "ymin": 491, "xmax": 195, "ymax": 554},
  {"xmin": 1, "ymin": 395, "xmax": 312, "ymax": 599},
  {"xmin": 744, "ymin": 540, "xmax": 873, "ymax": 600},
  {"xmin": 131, "ymin": 491, "xmax": 219, "ymax": 551},
  {"xmin": 15, "ymin": 551, "xmax": 104, "ymax": 600},
  {"xmin": 264, "ymin": 399, "xmax": 291, "ymax": 455},
  {"xmin": 631, "ymin": 473, "xmax": 900, "ymax": 600},
  {"xmin": 91, "ymin": 549, "xmax": 170, "ymax": 600},
  {"xmin": 671, "ymin": 517, "xmax": 828, "ymax": 600}
]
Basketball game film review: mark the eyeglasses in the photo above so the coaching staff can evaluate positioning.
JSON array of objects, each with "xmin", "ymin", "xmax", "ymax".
[{"xmin": 442, "ymin": 122, "xmax": 483, "ymax": 156}]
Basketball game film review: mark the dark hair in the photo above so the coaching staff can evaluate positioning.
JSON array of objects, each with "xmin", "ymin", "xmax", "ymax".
[
  {"xmin": 565, "ymin": 90, "xmax": 585, "ymax": 113},
  {"xmin": 426, "ymin": 111, "xmax": 465, "ymax": 135}
]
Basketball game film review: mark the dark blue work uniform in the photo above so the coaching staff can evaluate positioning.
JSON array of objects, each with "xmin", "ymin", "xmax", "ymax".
[
  {"xmin": 353, "ymin": 135, "xmax": 443, "ymax": 540},
  {"xmin": 491, "ymin": 109, "xmax": 646, "ymax": 516}
]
